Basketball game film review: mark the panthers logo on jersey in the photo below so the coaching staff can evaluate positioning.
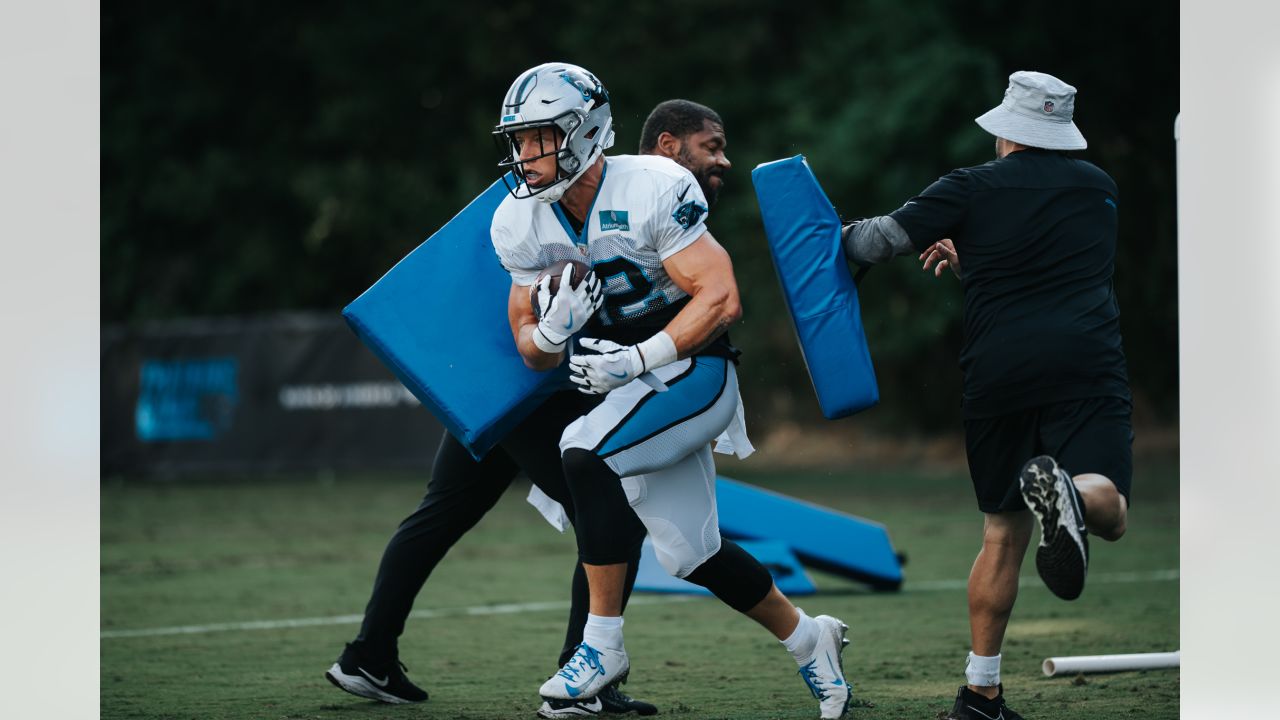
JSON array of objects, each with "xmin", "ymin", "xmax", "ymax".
[{"xmin": 672, "ymin": 199, "xmax": 707, "ymax": 230}]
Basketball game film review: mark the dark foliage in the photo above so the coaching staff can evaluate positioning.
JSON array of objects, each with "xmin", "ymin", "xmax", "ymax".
[{"xmin": 102, "ymin": 1, "xmax": 1177, "ymax": 431}]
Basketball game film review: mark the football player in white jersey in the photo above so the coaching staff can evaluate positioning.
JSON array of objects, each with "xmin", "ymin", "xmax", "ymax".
[
  {"xmin": 327, "ymin": 99, "xmax": 739, "ymax": 719},
  {"xmin": 491, "ymin": 63, "xmax": 853, "ymax": 719}
]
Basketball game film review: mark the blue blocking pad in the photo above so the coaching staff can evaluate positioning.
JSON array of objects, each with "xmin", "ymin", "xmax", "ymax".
[
  {"xmin": 634, "ymin": 538, "xmax": 816, "ymax": 596},
  {"xmin": 751, "ymin": 156, "xmax": 879, "ymax": 419},
  {"xmin": 343, "ymin": 177, "xmax": 566, "ymax": 459},
  {"xmin": 716, "ymin": 476, "xmax": 903, "ymax": 590}
]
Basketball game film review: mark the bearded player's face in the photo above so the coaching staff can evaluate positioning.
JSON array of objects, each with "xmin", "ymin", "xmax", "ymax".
[{"xmin": 675, "ymin": 120, "xmax": 730, "ymax": 206}]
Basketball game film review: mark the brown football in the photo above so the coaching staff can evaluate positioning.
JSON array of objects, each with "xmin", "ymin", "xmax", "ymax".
[{"xmin": 530, "ymin": 259, "xmax": 593, "ymax": 319}]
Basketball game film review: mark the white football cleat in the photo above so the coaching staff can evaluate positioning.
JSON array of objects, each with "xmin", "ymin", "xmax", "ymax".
[
  {"xmin": 797, "ymin": 615, "xmax": 852, "ymax": 719},
  {"xmin": 539, "ymin": 643, "xmax": 629, "ymax": 702}
]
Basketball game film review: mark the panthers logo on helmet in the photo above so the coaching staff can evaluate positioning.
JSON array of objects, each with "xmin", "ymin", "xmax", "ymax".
[
  {"xmin": 672, "ymin": 200, "xmax": 707, "ymax": 230},
  {"xmin": 560, "ymin": 72, "xmax": 595, "ymax": 102}
]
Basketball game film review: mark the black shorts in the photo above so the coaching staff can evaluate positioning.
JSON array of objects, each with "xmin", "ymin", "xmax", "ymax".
[{"xmin": 963, "ymin": 396, "xmax": 1133, "ymax": 513}]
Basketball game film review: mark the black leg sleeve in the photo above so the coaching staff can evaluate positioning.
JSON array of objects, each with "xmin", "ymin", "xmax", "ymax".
[
  {"xmin": 355, "ymin": 431, "xmax": 519, "ymax": 655},
  {"xmin": 682, "ymin": 537, "xmax": 774, "ymax": 613},
  {"xmin": 497, "ymin": 391, "xmax": 596, "ymax": 510},
  {"xmin": 561, "ymin": 447, "xmax": 647, "ymax": 566}
]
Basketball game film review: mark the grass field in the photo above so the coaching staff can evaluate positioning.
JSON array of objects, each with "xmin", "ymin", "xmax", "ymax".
[{"xmin": 101, "ymin": 456, "xmax": 1179, "ymax": 719}]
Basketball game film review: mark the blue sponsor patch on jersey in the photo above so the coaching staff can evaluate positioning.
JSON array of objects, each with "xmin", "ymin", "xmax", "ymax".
[
  {"xmin": 672, "ymin": 200, "xmax": 707, "ymax": 230},
  {"xmin": 599, "ymin": 209, "xmax": 630, "ymax": 231}
]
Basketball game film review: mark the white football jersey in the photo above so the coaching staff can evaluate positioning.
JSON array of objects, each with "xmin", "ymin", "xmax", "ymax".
[{"xmin": 491, "ymin": 154, "xmax": 709, "ymax": 331}]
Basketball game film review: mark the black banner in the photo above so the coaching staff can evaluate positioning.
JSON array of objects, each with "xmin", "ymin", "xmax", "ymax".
[{"xmin": 101, "ymin": 313, "xmax": 443, "ymax": 476}]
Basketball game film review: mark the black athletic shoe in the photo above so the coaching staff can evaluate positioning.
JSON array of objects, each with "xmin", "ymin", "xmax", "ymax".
[
  {"xmin": 324, "ymin": 642, "xmax": 428, "ymax": 704},
  {"xmin": 1020, "ymin": 454, "xmax": 1090, "ymax": 600},
  {"xmin": 598, "ymin": 681, "xmax": 658, "ymax": 716},
  {"xmin": 945, "ymin": 685, "xmax": 1025, "ymax": 720},
  {"xmin": 537, "ymin": 677, "xmax": 659, "ymax": 717}
]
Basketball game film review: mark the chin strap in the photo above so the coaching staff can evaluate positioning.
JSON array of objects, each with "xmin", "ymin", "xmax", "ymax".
[{"xmin": 536, "ymin": 118, "xmax": 613, "ymax": 203}]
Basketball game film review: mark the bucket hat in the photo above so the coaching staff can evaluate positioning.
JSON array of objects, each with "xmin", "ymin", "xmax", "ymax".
[{"xmin": 975, "ymin": 71, "xmax": 1087, "ymax": 150}]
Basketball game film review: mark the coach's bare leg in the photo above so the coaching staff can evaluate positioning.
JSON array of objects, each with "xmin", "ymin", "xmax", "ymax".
[
  {"xmin": 968, "ymin": 510, "xmax": 1034, "ymax": 699},
  {"xmin": 583, "ymin": 562, "xmax": 628, "ymax": 616},
  {"xmin": 744, "ymin": 584, "xmax": 801, "ymax": 639},
  {"xmin": 1073, "ymin": 472, "xmax": 1128, "ymax": 541}
]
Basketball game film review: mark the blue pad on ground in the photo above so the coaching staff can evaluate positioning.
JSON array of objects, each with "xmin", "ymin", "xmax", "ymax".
[
  {"xmin": 634, "ymin": 538, "xmax": 816, "ymax": 596},
  {"xmin": 751, "ymin": 156, "xmax": 879, "ymax": 419},
  {"xmin": 716, "ymin": 476, "xmax": 902, "ymax": 590},
  {"xmin": 342, "ymin": 177, "xmax": 566, "ymax": 459}
]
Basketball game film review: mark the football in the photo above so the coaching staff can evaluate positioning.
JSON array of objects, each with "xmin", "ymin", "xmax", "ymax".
[{"xmin": 530, "ymin": 259, "xmax": 593, "ymax": 319}]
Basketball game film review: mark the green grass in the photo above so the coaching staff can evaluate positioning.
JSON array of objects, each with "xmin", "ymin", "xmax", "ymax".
[{"xmin": 101, "ymin": 459, "xmax": 1178, "ymax": 719}]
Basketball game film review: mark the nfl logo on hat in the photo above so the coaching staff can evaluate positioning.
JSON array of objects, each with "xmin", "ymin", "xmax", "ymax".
[{"xmin": 1043, "ymin": 100, "xmax": 1055, "ymax": 113}]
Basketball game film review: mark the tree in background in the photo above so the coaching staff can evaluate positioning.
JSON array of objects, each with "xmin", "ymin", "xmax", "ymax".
[{"xmin": 101, "ymin": 0, "xmax": 1177, "ymax": 433}]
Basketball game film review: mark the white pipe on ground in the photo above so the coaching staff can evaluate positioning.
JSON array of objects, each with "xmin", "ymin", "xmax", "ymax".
[{"xmin": 1042, "ymin": 651, "xmax": 1180, "ymax": 677}]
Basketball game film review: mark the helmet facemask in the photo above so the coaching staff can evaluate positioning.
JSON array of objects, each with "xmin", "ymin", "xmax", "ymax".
[{"xmin": 495, "ymin": 112, "xmax": 584, "ymax": 200}]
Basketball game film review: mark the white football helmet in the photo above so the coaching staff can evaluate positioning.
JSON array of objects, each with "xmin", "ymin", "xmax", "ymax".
[{"xmin": 494, "ymin": 62, "xmax": 615, "ymax": 203}]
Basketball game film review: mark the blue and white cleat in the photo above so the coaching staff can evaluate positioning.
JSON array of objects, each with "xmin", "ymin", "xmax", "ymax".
[
  {"xmin": 539, "ymin": 642, "xmax": 629, "ymax": 702},
  {"xmin": 797, "ymin": 615, "xmax": 851, "ymax": 719},
  {"xmin": 1020, "ymin": 454, "xmax": 1089, "ymax": 600}
]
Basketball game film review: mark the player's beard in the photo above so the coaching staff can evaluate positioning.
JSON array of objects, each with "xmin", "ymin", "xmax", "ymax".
[{"xmin": 678, "ymin": 148, "xmax": 724, "ymax": 207}]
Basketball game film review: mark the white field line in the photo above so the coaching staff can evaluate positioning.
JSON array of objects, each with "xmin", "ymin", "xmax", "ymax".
[
  {"xmin": 100, "ymin": 594, "xmax": 697, "ymax": 639},
  {"xmin": 100, "ymin": 568, "xmax": 1177, "ymax": 640}
]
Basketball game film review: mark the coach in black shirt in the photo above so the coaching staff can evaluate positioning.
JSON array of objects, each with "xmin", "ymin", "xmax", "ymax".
[{"xmin": 841, "ymin": 71, "xmax": 1131, "ymax": 720}]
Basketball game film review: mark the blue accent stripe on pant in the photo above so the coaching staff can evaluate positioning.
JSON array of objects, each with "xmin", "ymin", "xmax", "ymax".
[{"xmin": 596, "ymin": 357, "xmax": 728, "ymax": 457}]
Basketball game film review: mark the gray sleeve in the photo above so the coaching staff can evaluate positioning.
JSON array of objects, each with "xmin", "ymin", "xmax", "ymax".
[{"xmin": 840, "ymin": 215, "xmax": 914, "ymax": 266}]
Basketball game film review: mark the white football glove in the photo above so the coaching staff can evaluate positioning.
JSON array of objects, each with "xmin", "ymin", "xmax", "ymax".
[
  {"xmin": 533, "ymin": 266, "xmax": 603, "ymax": 353},
  {"xmin": 569, "ymin": 338, "xmax": 644, "ymax": 394},
  {"xmin": 569, "ymin": 333, "xmax": 678, "ymax": 395}
]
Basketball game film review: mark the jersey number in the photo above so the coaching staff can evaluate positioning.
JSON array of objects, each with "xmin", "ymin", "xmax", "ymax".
[{"xmin": 593, "ymin": 257, "xmax": 664, "ymax": 322}]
